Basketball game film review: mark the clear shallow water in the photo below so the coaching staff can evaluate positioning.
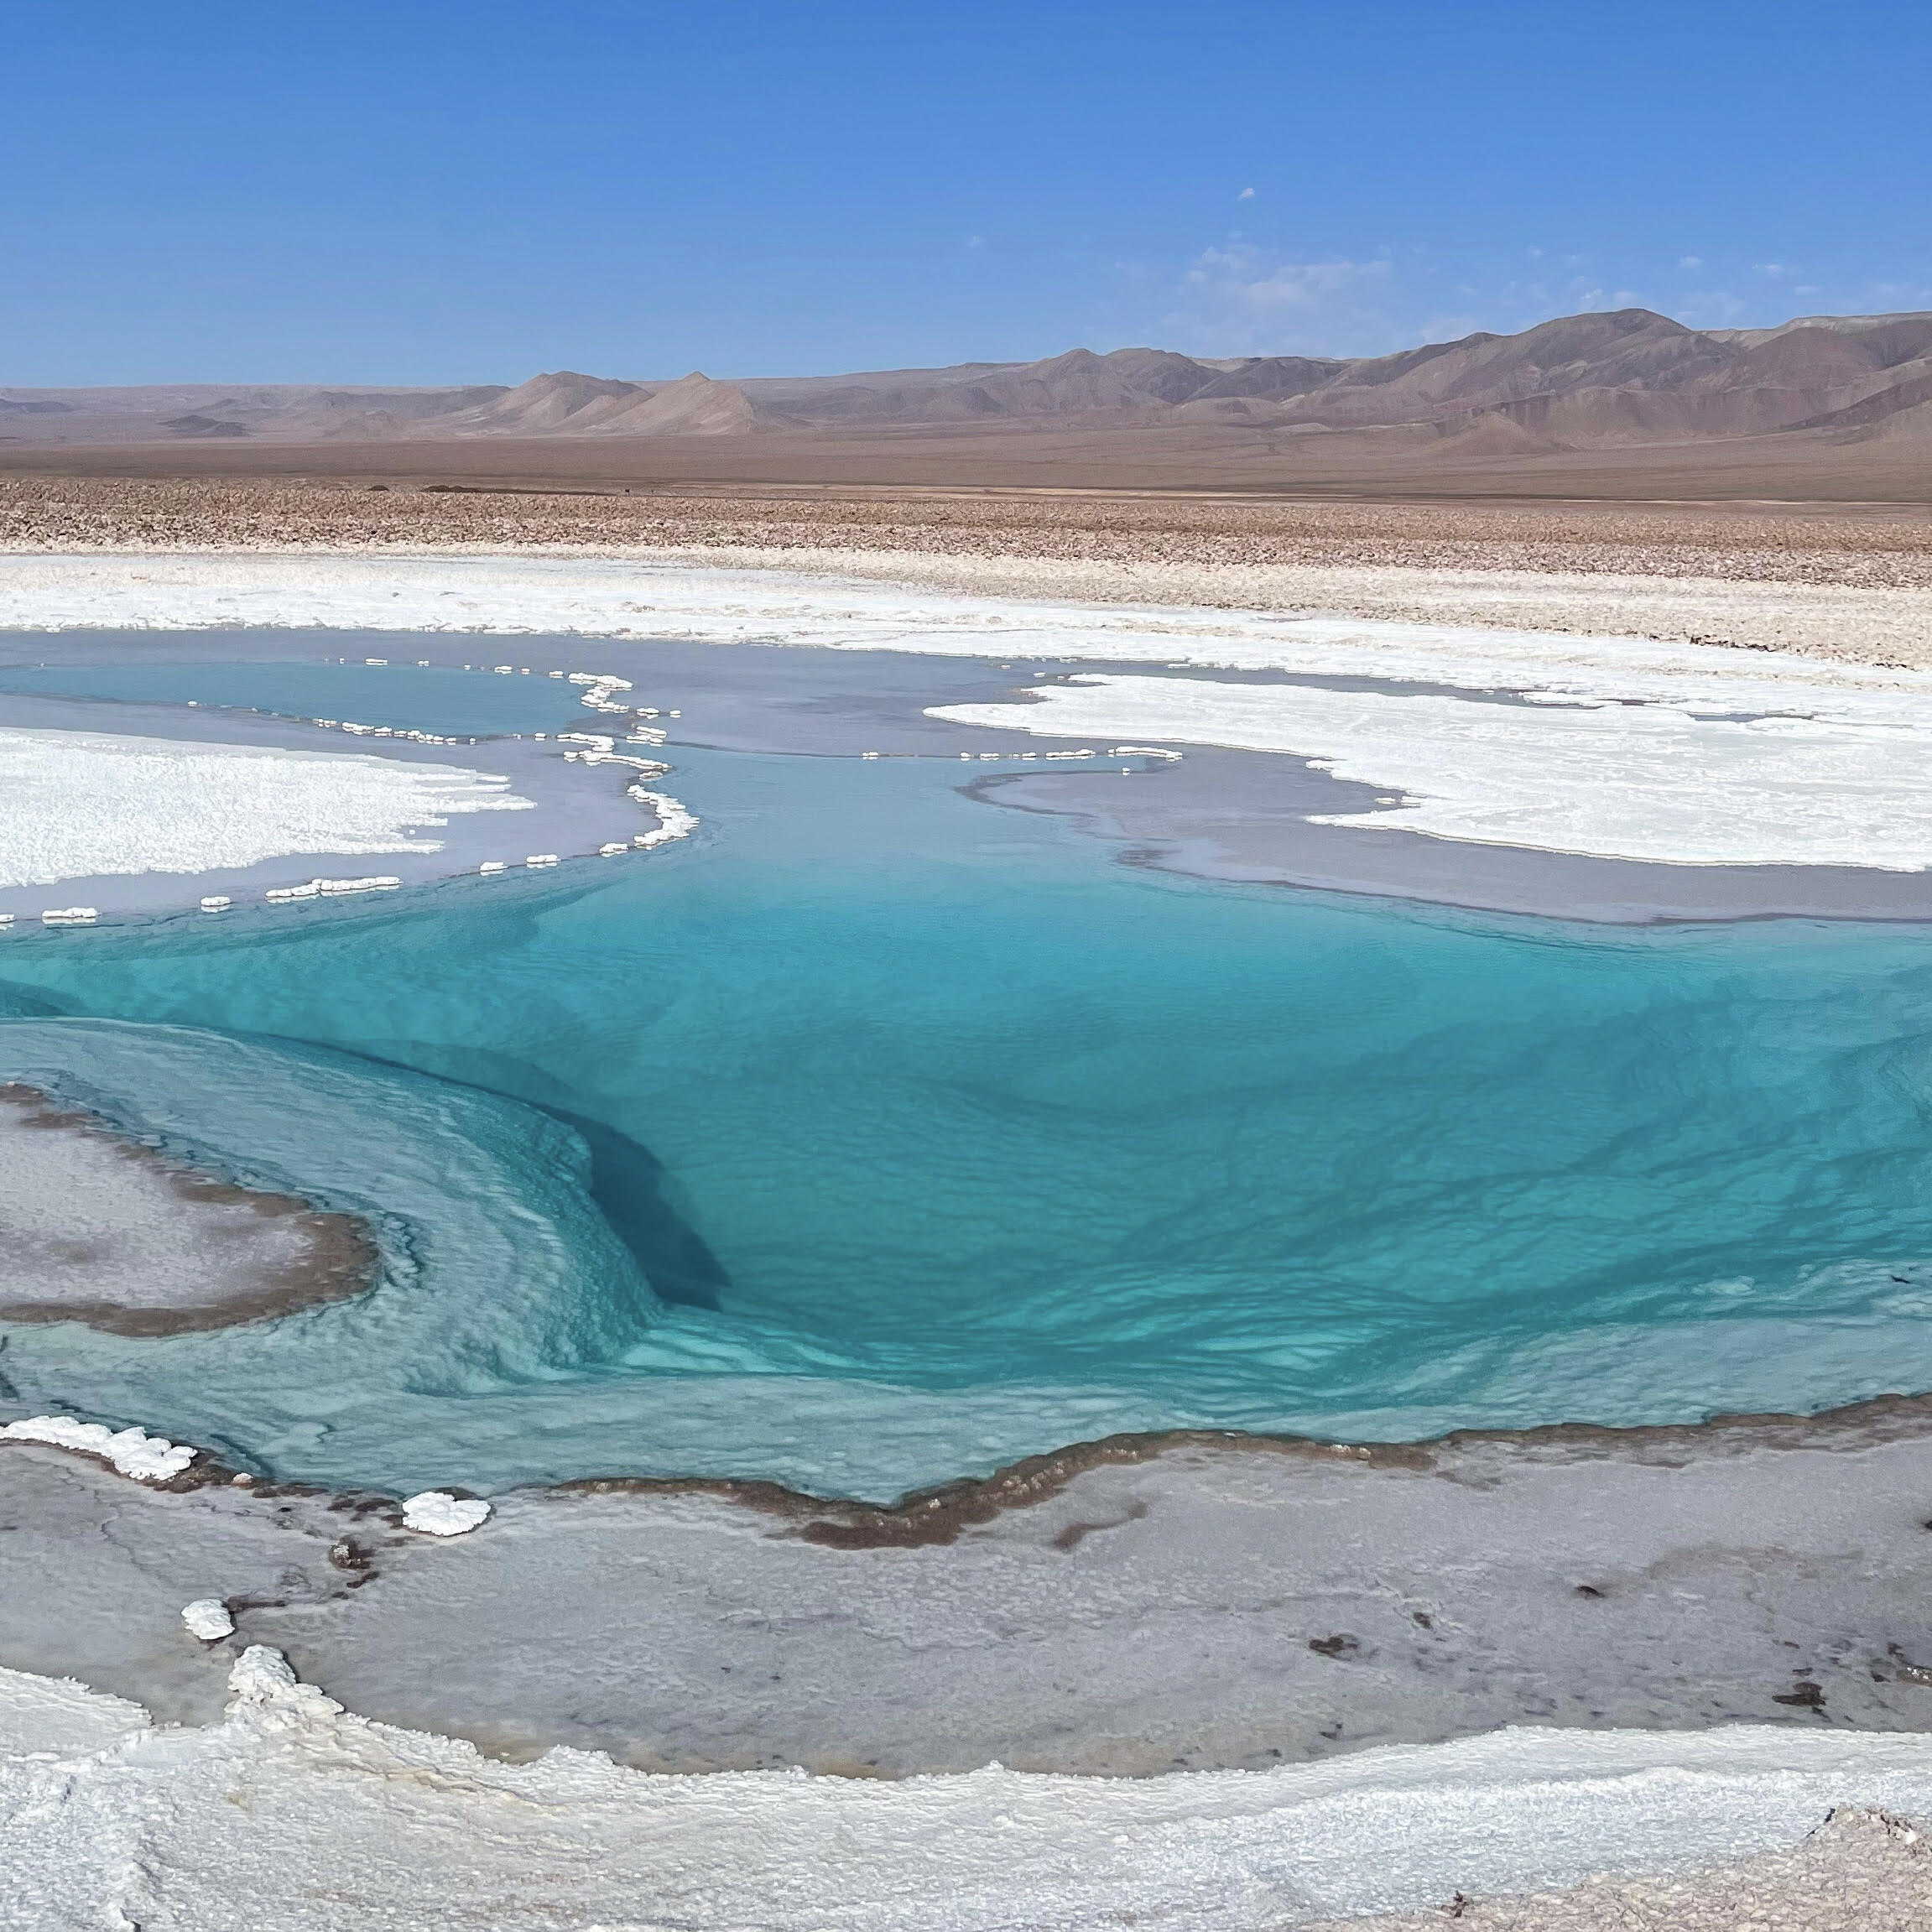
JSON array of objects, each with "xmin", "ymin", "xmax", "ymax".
[
  {"xmin": 0, "ymin": 659, "xmax": 589, "ymax": 738},
  {"xmin": 4, "ymin": 665, "xmax": 1932, "ymax": 1498}
]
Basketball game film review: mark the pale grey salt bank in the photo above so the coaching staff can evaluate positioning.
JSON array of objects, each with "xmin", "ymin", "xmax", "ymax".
[{"xmin": 0, "ymin": 1084, "xmax": 376, "ymax": 1334}]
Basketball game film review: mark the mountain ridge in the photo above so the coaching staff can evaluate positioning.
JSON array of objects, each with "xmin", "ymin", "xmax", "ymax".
[{"xmin": 8, "ymin": 306, "xmax": 1932, "ymax": 449}]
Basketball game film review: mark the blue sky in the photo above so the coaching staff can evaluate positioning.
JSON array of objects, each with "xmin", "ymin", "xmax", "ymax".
[{"xmin": 5, "ymin": 0, "xmax": 1928, "ymax": 383}]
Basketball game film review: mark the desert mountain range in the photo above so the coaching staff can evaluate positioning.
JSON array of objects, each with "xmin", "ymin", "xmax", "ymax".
[{"xmin": 7, "ymin": 307, "xmax": 1932, "ymax": 451}]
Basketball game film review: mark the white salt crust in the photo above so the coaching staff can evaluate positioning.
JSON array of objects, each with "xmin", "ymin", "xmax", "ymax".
[
  {"xmin": 934, "ymin": 674, "xmax": 1932, "ymax": 870},
  {"xmin": 8, "ymin": 1646, "xmax": 1932, "ymax": 1929},
  {"xmin": 0, "ymin": 722, "xmax": 534, "ymax": 892},
  {"xmin": 400, "ymin": 1491, "xmax": 492, "ymax": 1536},
  {"xmin": 0, "ymin": 1415, "xmax": 196, "ymax": 1481},
  {"xmin": 180, "ymin": 1599, "xmax": 233, "ymax": 1641},
  {"xmin": 8, "ymin": 552, "xmax": 1932, "ymax": 870}
]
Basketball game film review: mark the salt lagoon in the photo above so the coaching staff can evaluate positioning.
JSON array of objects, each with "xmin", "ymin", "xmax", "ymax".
[
  {"xmin": 10, "ymin": 570, "xmax": 1932, "ymax": 1919},
  {"xmin": 4, "ymin": 628, "xmax": 1932, "ymax": 1498}
]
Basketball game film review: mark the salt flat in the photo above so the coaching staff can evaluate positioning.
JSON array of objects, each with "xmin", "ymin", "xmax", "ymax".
[
  {"xmin": 11, "ymin": 550, "xmax": 1932, "ymax": 877},
  {"xmin": 8, "ymin": 550, "xmax": 1932, "ymax": 717}
]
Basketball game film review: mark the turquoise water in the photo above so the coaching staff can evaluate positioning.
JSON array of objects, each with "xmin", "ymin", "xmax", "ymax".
[
  {"xmin": 5, "ymin": 664, "xmax": 1932, "ymax": 1498},
  {"xmin": 0, "ymin": 659, "xmax": 587, "ymax": 737}
]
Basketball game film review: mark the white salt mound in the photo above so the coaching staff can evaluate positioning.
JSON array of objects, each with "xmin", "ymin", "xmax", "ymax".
[
  {"xmin": 0, "ymin": 1415, "xmax": 196, "ymax": 1481},
  {"xmin": 180, "ymin": 1599, "xmax": 234, "ymax": 1641},
  {"xmin": 401, "ymin": 1491, "xmax": 491, "ymax": 1536}
]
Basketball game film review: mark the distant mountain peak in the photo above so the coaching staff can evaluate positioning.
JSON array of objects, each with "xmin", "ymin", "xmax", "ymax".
[{"xmin": 8, "ymin": 306, "xmax": 1931, "ymax": 450}]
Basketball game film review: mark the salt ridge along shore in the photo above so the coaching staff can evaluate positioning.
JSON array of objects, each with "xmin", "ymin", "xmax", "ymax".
[
  {"xmin": 16, "ymin": 1408, "xmax": 1932, "ymax": 1923},
  {"xmin": 8, "ymin": 1643, "xmax": 1932, "ymax": 1931}
]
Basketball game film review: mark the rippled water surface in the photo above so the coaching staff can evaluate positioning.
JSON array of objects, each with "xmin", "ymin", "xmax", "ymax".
[{"xmin": 3, "ymin": 650, "xmax": 1932, "ymax": 1499}]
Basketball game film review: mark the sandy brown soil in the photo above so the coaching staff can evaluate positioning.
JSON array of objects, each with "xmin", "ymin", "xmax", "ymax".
[
  {"xmin": 5, "ymin": 472, "xmax": 1931, "ymax": 586},
  {"xmin": 4, "ymin": 409, "xmax": 1931, "ymax": 501},
  {"xmin": 8, "ymin": 473, "xmax": 1932, "ymax": 664}
]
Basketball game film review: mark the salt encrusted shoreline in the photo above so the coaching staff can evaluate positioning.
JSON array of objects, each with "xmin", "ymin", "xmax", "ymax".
[
  {"xmin": 15, "ymin": 1404, "xmax": 1932, "ymax": 1923},
  {"xmin": 0, "ymin": 644, "xmax": 699, "ymax": 919},
  {"xmin": 8, "ymin": 544, "xmax": 1932, "ymax": 674},
  {"xmin": 9, "ymin": 1645, "xmax": 1932, "ymax": 1931},
  {"xmin": 12, "ymin": 1386, "xmax": 1932, "ymax": 1735}
]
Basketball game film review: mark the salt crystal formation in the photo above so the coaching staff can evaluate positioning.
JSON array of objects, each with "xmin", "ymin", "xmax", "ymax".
[
  {"xmin": 180, "ymin": 1599, "xmax": 235, "ymax": 1641},
  {"xmin": 401, "ymin": 1491, "xmax": 492, "ymax": 1536},
  {"xmin": 0, "ymin": 1414, "xmax": 196, "ymax": 1481}
]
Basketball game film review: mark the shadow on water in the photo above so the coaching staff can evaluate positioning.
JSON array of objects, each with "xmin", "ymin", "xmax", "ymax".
[
  {"xmin": 539, "ymin": 1103, "xmax": 730, "ymax": 1312},
  {"xmin": 315, "ymin": 1039, "xmax": 733, "ymax": 1315},
  {"xmin": 0, "ymin": 973, "xmax": 735, "ymax": 1312}
]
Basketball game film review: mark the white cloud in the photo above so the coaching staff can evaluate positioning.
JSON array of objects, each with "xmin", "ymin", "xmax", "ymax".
[
  {"xmin": 1237, "ymin": 186, "xmax": 1255, "ymax": 200},
  {"xmin": 1678, "ymin": 255, "xmax": 1703, "ymax": 269},
  {"xmin": 1754, "ymin": 262, "xmax": 1795, "ymax": 277},
  {"xmin": 1165, "ymin": 247, "xmax": 1398, "ymax": 355},
  {"xmin": 1676, "ymin": 290, "xmax": 1751, "ymax": 328}
]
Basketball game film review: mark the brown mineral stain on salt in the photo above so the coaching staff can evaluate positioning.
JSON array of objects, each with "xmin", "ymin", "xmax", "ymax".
[{"xmin": 0, "ymin": 1083, "xmax": 377, "ymax": 1336}]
